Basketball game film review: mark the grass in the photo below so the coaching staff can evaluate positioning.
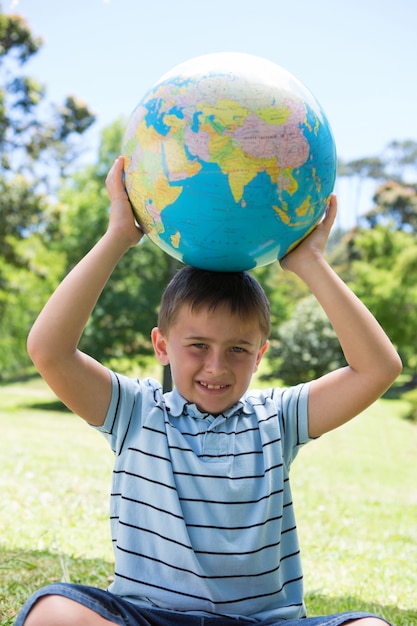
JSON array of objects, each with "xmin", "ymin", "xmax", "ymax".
[{"xmin": 1, "ymin": 377, "xmax": 416, "ymax": 625}]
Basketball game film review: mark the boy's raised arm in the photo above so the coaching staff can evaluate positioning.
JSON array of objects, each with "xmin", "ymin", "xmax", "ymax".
[
  {"xmin": 281, "ymin": 195, "xmax": 402, "ymax": 438},
  {"xmin": 27, "ymin": 157, "xmax": 143, "ymax": 426}
]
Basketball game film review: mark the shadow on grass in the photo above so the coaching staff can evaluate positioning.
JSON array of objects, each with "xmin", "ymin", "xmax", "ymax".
[
  {"xmin": 27, "ymin": 399, "xmax": 71, "ymax": 412},
  {"xmin": 305, "ymin": 591, "xmax": 417, "ymax": 625},
  {"xmin": 0, "ymin": 547, "xmax": 113, "ymax": 625},
  {"xmin": 0, "ymin": 373, "xmax": 38, "ymax": 386},
  {"xmin": 383, "ymin": 373, "xmax": 417, "ymax": 400},
  {"xmin": 1, "ymin": 547, "xmax": 416, "ymax": 626}
]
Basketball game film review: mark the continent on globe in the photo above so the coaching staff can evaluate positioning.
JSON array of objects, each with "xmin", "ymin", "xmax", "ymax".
[{"xmin": 122, "ymin": 52, "xmax": 337, "ymax": 271}]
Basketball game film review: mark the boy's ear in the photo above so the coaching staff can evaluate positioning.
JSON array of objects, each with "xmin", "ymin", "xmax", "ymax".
[
  {"xmin": 151, "ymin": 327, "xmax": 170, "ymax": 365},
  {"xmin": 254, "ymin": 340, "xmax": 269, "ymax": 372}
]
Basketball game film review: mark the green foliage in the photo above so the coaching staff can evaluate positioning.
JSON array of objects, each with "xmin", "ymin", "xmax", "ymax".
[
  {"xmin": 57, "ymin": 121, "xmax": 182, "ymax": 371},
  {"xmin": 0, "ymin": 232, "xmax": 65, "ymax": 379},
  {"xmin": 252, "ymin": 261, "xmax": 309, "ymax": 341},
  {"xmin": 0, "ymin": 8, "xmax": 95, "ymax": 184},
  {"xmin": 338, "ymin": 155, "xmax": 386, "ymax": 180},
  {"xmin": 339, "ymin": 140, "xmax": 417, "ymax": 186},
  {"xmin": 346, "ymin": 225, "xmax": 417, "ymax": 372},
  {"xmin": 0, "ymin": 10, "xmax": 41, "ymax": 62},
  {"xmin": 0, "ymin": 174, "xmax": 47, "ymax": 267},
  {"xmin": 264, "ymin": 295, "xmax": 346, "ymax": 385},
  {"xmin": 0, "ymin": 5, "xmax": 95, "ymax": 380},
  {"xmin": 382, "ymin": 139, "xmax": 417, "ymax": 182},
  {"xmin": 363, "ymin": 180, "xmax": 417, "ymax": 232},
  {"xmin": 0, "ymin": 2, "xmax": 416, "ymax": 388},
  {"xmin": 81, "ymin": 239, "xmax": 179, "ymax": 368},
  {"xmin": 96, "ymin": 117, "xmax": 128, "ymax": 177},
  {"xmin": 402, "ymin": 385, "xmax": 417, "ymax": 422}
]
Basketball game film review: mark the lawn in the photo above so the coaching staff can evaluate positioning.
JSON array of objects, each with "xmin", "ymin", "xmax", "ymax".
[{"xmin": 1, "ymin": 376, "xmax": 416, "ymax": 625}]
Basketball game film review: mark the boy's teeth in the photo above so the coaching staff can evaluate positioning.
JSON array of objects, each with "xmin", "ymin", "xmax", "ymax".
[{"xmin": 201, "ymin": 382, "xmax": 225, "ymax": 390}]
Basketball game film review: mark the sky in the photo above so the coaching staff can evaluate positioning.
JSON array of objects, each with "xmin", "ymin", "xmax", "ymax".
[{"xmin": 5, "ymin": 0, "xmax": 417, "ymax": 228}]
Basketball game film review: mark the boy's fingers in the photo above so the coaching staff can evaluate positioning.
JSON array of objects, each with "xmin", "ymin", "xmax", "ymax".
[
  {"xmin": 322, "ymin": 194, "xmax": 337, "ymax": 229},
  {"xmin": 106, "ymin": 157, "xmax": 128, "ymax": 199}
]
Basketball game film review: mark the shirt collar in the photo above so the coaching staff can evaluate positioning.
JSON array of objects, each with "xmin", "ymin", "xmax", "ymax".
[{"xmin": 165, "ymin": 386, "xmax": 251, "ymax": 419}]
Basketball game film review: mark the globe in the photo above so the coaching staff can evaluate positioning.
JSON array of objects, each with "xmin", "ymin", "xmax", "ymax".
[{"xmin": 122, "ymin": 52, "xmax": 337, "ymax": 272}]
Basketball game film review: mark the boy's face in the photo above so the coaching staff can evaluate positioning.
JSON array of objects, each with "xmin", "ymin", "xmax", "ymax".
[{"xmin": 152, "ymin": 303, "xmax": 268, "ymax": 416}]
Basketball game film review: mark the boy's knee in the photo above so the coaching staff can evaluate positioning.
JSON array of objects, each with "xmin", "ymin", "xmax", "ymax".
[
  {"xmin": 23, "ymin": 595, "xmax": 73, "ymax": 626},
  {"xmin": 22, "ymin": 594, "xmax": 117, "ymax": 626}
]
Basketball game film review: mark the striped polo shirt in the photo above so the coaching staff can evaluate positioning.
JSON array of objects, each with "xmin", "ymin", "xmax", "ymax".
[{"xmin": 96, "ymin": 370, "xmax": 312, "ymax": 620}]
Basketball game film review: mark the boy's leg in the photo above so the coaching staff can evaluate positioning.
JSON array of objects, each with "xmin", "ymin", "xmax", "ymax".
[
  {"xmin": 14, "ymin": 583, "xmax": 132, "ymax": 626},
  {"xmin": 263, "ymin": 613, "xmax": 391, "ymax": 626},
  {"xmin": 345, "ymin": 617, "xmax": 387, "ymax": 626},
  {"xmin": 23, "ymin": 595, "xmax": 118, "ymax": 626}
]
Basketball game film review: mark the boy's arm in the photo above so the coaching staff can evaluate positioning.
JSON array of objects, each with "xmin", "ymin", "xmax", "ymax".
[
  {"xmin": 27, "ymin": 157, "xmax": 143, "ymax": 426},
  {"xmin": 281, "ymin": 195, "xmax": 402, "ymax": 438}
]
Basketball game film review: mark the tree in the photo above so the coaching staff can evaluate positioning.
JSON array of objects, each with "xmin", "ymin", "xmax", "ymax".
[
  {"xmin": 345, "ymin": 224, "xmax": 417, "ymax": 375},
  {"xmin": 382, "ymin": 139, "xmax": 417, "ymax": 182},
  {"xmin": 362, "ymin": 180, "xmax": 417, "ymax": 232},
  {"xmin": 0, "ymin": 6, "xmax": 96, "ymax": 268},
  {"xmin": 0, "ymin": 226, "xmax": 65, "ymax": 379},
  {"xmin": 338, "ymin": 155, "xmax": 386, "ymax": 221},
  {"xmin": 0, "ymin": 9, "xmax": 95, "ymax": 186},
  {"xmin": 0, "ymin": 6, "xmax": 95, "ymax": 379},
  {"xmin": 337, "ymin": 143, "xmax": 417, "ymax": 380},
  {"xmin": 57, "ymin": 120, "xmax": 182, "ymax": 376},
  {"xmin": 337, "ymin": 139, "xmax": 417, "ymax": 225},
  {"xmin": 252, "ymin": 261, "xmax": 309, "ymax": 338},
  {"xmin": 264, "ymin": 295, "xmax": 346, "ymax": 386}
]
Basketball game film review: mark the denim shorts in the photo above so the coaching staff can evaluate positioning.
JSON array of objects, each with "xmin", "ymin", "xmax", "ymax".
[{"xmin": 14, "ymin": 583, "xmax": 391, "ymax": 626}]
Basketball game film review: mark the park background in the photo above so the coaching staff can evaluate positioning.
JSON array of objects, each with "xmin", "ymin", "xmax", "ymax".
[{"xmin": 0, "ymin": 1, "xmax": 416, "ymax": 624}]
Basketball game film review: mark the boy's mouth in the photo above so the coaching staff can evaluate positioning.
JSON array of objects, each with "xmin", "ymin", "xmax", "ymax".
[{"xmin": 199, "ymin": 381, "xmax": 229, "ymax": 390}]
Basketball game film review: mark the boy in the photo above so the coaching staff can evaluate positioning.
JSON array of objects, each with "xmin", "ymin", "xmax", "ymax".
[{"xmin": 16, "ymin": 156, "xmax": 402, "ymax": 626}]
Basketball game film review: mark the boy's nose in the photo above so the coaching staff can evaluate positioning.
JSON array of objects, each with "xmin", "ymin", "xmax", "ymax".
[{"xmin": 206, "ymin": 351, "xmax": 227, "ymax": 375}]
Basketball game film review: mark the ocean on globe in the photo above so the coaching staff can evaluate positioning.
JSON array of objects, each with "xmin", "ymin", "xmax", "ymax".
[{"xmin": 122, "ymin": 52, "xmax": 337, "ymax": 272}]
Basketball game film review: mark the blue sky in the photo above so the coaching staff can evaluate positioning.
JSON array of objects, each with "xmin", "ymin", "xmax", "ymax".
[{"xmin": 6, "ymin": 0, "xmax": 417, "ymax": 227}]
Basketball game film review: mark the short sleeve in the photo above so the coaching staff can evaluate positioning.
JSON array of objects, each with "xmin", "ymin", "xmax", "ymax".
[
  {"xmin": 279, "ymin": 381, "xmax": 312, "ymax": 467},
  {"xmin": 93, "ymin": 370, "xmax": 162, "ymax": 455}
]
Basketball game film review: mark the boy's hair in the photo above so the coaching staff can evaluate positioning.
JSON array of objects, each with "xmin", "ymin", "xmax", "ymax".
[{"xmin": 158, "ymin": 266, "xmax": 271, "ymax": 343}]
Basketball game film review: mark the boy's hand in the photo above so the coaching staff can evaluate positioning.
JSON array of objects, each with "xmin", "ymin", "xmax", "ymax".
[
  {"xmin": 105, "ymin": 156, "xmax": 143, "ymax": 248},
  {"xmin": 280, "ymin": 194, "xmax": 337, "ymax": 274}
]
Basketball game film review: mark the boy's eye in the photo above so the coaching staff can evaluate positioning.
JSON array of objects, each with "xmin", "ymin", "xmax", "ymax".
[
  {"xmin": 192, "ymin": 343, "xmax": 207, "ymax": 349},
  {"xmin": 230, "ymin": 346, "xmax": 245, "ymax": 353}
]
